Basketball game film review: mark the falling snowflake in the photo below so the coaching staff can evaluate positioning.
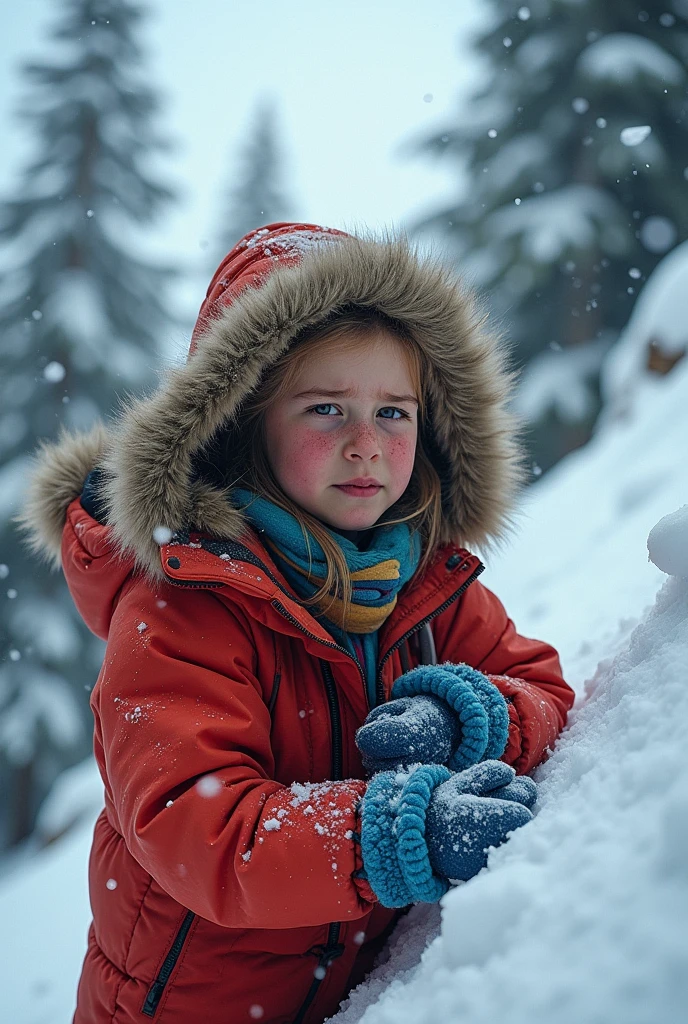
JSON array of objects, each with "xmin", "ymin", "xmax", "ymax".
[
  {"xmin": 620, "ymin": 125, "xmax": 651, "ymax": 147},
  {"xmin": 196, "ymin": 775, "xmax": 222, "ymax": 798},
  {"xmin": 43, "ymin": 362, "xmax": 66, "ymax": 383},
  {"xmin": 640, "ymin": 216, "xmax": 676, "ymax": 254}
]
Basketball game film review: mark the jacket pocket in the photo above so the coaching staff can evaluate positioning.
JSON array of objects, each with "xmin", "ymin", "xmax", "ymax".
[{"xmin": 141, "ymin": 910, "xmax": 196, "ymax": 1016}]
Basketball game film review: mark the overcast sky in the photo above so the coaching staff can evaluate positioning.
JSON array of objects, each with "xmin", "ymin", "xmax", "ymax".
[{"xmin": 0, "ymin": 1, "xmax": 485, "ymax": 316}]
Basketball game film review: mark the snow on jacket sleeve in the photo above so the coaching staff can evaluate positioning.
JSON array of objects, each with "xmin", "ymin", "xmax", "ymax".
[
  {"xmin": 92, "ymin": 574, "xmax": 372, "ymax": 930},
  {"xmin": 431, "ymin": 579, "xmax": 575, "ymax": 773}
]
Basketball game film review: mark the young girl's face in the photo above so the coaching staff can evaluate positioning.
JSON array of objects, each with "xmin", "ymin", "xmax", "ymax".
[{"xmin": 263, "ymin": 331, "xmax": 419, "ymax": 532}]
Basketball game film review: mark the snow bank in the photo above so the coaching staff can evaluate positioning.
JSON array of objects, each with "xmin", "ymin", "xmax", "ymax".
[
  {"xmin": 329, "ymin": 258, "xmax": 688, "ymax": 1022},
  {"xmin": 333, "ymin": 573, "xmax": 688, "ymax": 1024},
  {"xmin": 0, "ymin": 818, "xmax": 94, "ymax": 1021},
  {"xmin": 481, "ymin": 353, "xmax": 688, "ymax": 689}
]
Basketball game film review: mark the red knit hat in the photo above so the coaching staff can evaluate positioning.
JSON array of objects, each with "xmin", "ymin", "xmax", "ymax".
[{"xmin": 190, "ymin": 222, "xmax": 350, "ymax": 353}]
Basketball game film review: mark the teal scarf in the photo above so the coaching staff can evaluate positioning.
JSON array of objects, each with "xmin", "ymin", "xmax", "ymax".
[{"xmin": 231, "ymin": 487, "xmax": 421, "ymax": 706}]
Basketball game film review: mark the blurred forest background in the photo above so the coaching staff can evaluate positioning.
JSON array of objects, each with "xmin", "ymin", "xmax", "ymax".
[{"xmin": 0, "ymin": 0, "xmax": 687, "ymax": 856}]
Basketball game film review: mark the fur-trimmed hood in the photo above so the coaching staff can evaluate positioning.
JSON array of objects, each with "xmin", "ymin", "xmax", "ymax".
[{"xmin": 21, "ymin": 222, "xmax": 524, "ymax": 576}]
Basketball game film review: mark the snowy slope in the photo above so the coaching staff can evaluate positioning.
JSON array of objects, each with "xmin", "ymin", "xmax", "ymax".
[
  {"xmin": 1, "ymin": 301, "xmax": 687, "ymax": 1022},
  {"xmin": 333, "ymin": 575, "xmax": 688, "ymax": 1024},
  {"xmin": 0, "ymin": 820, "xmax": 94, "ymax": 1023},
  {"xmin": 479, "ymin": 359, "xmax": 688, "ymax": 692},
  {"xmin": 330, "ymin": 317, "xmax": 688, "ymax": 1021}
]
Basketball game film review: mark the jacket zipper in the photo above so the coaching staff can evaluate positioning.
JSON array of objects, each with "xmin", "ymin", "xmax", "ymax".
[
  {"xmin": 291, "ymin": 659, "xmax": 345, "ymax": 1024},
  {"xmin": 267, "ymin": 668, "xmax": 282, "ymax": 714},
  {"xmin": 163, "ymin": 574, "xmax": 223, "ymax": 590},
  {"xmin": 319, "ymin": 660, "xmax": 343, "ymax": 779},
  {"xmin": 291, "ymin": 922, "xmax": 345, "ymax": 1024},
  {"xmin": 142, "ymin": 909, "xmax": 195, "ymax": 1016},
  {"xmin": 271, "ymin": 599, "xmax": 367, "ymax": 694},
  {"xmin": 373, "ymin": 561, "xmax": 485, "ymax": 705}
]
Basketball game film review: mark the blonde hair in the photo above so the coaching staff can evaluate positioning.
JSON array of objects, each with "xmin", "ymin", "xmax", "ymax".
[{"xmin": 199, "ymin": 308, "xmax": 444, "ymax": 627}]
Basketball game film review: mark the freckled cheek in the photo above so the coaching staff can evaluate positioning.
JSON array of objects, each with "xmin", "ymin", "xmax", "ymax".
[
  {"xmin": 279, "ymin": 427, "xmax": 338, "ymax": 486},
  {"xmin": 384, "ymin": 434, "xmax": 417, "ymax": 485}
]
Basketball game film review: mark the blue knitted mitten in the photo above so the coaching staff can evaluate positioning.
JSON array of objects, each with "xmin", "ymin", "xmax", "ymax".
[
  {"xmin": 355, "ymin": 694, "xmax": 460, "ymax": 774},
  {"xmin": 359, "ymin": 760, "xmax": 535, "ymax": 908},
  {"xmin": 355, "ymin": 662, "xmax": 510, "ymax": 775}
]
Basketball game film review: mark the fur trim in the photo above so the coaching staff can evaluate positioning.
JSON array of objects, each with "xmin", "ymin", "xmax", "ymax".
[
  {"xmin": 104, "ymin": 229, "xmax": 524, "ymax": 575},
  {"xmin": 26, "ymin": 229, "xmax": 526, "ymax": 577},
  {"xmin": 17, "ymin": 423, "xmax": 110, "ymax": 568}
]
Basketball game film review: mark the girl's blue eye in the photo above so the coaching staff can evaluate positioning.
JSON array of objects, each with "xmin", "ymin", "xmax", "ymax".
[{"xmin": 307, "ymin": 404, "xmax": 409, "ymax": 420}]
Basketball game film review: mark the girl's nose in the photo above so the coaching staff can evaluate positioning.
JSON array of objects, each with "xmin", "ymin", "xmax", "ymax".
[{"xmin": 343, "ymin": 422, "xmax": 382, "ymax": 462}]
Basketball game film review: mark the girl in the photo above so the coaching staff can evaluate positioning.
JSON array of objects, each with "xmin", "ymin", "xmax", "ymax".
[{"xmin": 23, "ymin": 222, "xmax": 574, "ymax": 1024}]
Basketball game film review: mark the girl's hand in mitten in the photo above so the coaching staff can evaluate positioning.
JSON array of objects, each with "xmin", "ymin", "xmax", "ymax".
[
  {"xmin": 358, "ymin": 760, "xmax": 536, "ymax": 908},
  {"xmin": 388, "ymin": 662, "xmax": 511, "ymax": 770},
  {"xmin": 441, "ymin": 759, "xmax": 538, "ymax": 808},
  {"xmin": 425, "ymin": 768, "xmax": 533, "ymax": 883},
  {"xmin": 355, "ymin": 695, "xmax": 460, "ymax": 774}
]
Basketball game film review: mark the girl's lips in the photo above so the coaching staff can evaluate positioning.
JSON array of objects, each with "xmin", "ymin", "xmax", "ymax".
[{"xmin": 334, "ymin": 484, "xmax": 382, "ymax": 498}]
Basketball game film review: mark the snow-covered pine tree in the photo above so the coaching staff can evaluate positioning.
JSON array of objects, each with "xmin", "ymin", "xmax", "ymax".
[
  {"xmin": 0, "ymin": 0, "xmax": 178, "ymax": 849},
  {"xmin": 410, "ymin": 0, "xmax": 688, "ymax": 471},
  {"xmin": 212, "ymin": 97, "xmax": 294, "ymax": 262}
]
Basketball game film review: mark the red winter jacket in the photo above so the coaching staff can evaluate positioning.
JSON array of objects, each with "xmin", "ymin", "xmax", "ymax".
[
  {"xmin": 61, "ymin": 498, "xmax": 571, "ymax": 1024},
  {"xmin": 23, "ymin": 224, "xmax": 574, "ymax": 1023}
]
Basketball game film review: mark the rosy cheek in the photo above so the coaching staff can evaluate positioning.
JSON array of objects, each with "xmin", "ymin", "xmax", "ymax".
[
  {"xmin": 281, "ymin": 426, "xmax": 337, "ymax": 483},
  {"xmin": 384, "ymin": 434, "xmax": 416, "ymax": 480}
]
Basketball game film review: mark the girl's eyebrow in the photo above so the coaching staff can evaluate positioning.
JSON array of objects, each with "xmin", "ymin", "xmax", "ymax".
[{"xmin": 293, "ymin": 387, "xmax": 419, "ymax": 404}]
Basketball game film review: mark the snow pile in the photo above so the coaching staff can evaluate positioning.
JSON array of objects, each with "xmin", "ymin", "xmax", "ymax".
[
  {"xmin": 330, "ymin": 267, "xmax": 688, "ymax": 1022},
  {"xmin": 483, "ymin": 353, "xmax": 688, "ymax": 688},
  {"xmin": 0, "ymin": 822, "xmax": 94, "ymax": 1019},
  {"xmin": 334, "ymin": 568, "xmax": 688, "ymax": 1023}
]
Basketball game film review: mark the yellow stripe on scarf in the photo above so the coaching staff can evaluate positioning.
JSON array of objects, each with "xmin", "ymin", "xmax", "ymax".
[
  {"xmin": 316, "ymin": 593, "xmax": 398, "ymax": 633},
  {"xmin": 262, "ymin": 536, "xmax": 399, "ymax": 632}
]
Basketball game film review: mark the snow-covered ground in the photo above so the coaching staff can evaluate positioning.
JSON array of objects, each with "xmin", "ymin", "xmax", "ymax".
[
  {"xmin": 334, "ymin": 564, "xmax": 688, "ymax": 1024},
  {"xmin": 331, "ymin": 277, "xmax": 688, "ymax": 1022},
  {"xmin": 1, "ymin": 269, "xmax": 687, "ymax": 1021}
]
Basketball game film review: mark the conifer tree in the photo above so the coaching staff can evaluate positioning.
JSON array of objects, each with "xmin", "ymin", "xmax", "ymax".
[
  {"xmin": 411, "ymin": 0, "xmax": 688, "ymax": 470},
  {"xmin": 0, "ymin": 0, "xmax": 178, "ymax": 848},
  {"xmin": 213, "ymin": 98, "xmax": 293, "ymax": 261}
]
